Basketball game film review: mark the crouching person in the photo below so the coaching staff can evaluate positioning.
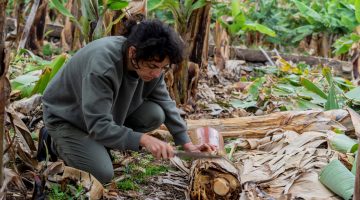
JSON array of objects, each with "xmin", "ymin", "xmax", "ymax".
[{"xmin": 40, "ymin": 19, "xmax": 215, "ymax": 184}]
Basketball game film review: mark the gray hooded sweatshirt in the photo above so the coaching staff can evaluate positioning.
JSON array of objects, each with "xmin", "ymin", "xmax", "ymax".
[{"xmin": 42, "ymin": 36, "xmax": 190, "ymax": 151}]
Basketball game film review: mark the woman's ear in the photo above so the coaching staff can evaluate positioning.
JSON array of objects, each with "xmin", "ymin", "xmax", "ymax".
[{"xmin": 128, "ymin": 46, "xmax": 136, "ymax": 58}]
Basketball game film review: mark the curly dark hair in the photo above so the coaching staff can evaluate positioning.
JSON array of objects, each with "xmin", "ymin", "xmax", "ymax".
[{"xmin": 123, "ymin": 19, "xmax": 185, "ymax": 65}]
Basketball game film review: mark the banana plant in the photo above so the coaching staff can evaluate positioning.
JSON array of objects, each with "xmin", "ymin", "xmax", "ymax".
[
  {"xmin": 149, "ymin": 0, "xmax": 207, "ymax": 36},
  {"xmin": 292, "ymin": 0, "xmax": 357, "ymax": 33},
  {"xmin": 332, "ymin": 0, "xmax": 360, "ymax": 55},
  {"xmin": 244, "ymin": 0, "xmax": 306, "ymax": 45},
  {"xmin": 214, "ymin": 0, "xmax": 276, "ymax": 38},
  {"xmin": 50, "ymin": 0, "xmax": 128, "ymax": 43},
  {"xmin": 148, "ymin": 0, "xmax": 211, "ymax": 105},
  {"xmin": 11, "ymin": 53, "xmax": 68, "ymax": 97}
]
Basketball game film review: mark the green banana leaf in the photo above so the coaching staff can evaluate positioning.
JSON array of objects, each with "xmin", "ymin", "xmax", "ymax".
[
  {"xmin": 11, "ymin": 72, "xmax": 39, "ymax": 97},
  {"xmin": 300, "ymin": 77, "xmax": 327, "ymax": 99},
  {"xmin": 50, "ymin": 0, "xmax": 75, "ymax": 19},
  {"xmin": 107, "ymin": 0, "xmax": 129, "ymax": 10},
  {"xmin": 49, "ymin": 54, "xmax": 67, "ymax": 80},
  {"xmin": 355, "ymin": 0, "xmax": 360, "ymax": 23},
  {"xmin": 245, "ymin": 22, "xmax": 277, "ymax": 37},
  {"xmin": 319, "ymin": 159, "xmax": 355, "ymax": 200},
  {"xmin": 293, "ymin": 0, "xmax": 323, "ymax": 24},
  {"xmin": 229, "ymin": 99, "xmax": 257, "ymax": 109},
  {"xmin": 191, "ymin": 0, "xmax": 207, "ymax": 11},
  {"xmin": 325, "ymin": 83, "xmax": 340, "ymax": 110},
  {"xmin": 297, "ymin": 87, "xmax": 327, "ymax": 105},
  {"xmin": 345, "ymin": 86, "xmax": 360, "ymax": 102},
  {"xmin": 248, "ymin": 77, "xmax": 266, "ymax": 100},
  {"xmin": 31, "ymin": 67, "xmax": 52, "ymax": 95},
  {"xmin": 295, "ymin": 98, "xmax": 323, "ymax": 110}
]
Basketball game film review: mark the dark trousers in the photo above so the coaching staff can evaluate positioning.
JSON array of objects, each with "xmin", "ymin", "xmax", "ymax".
[{"xmin": 46, "ymin": 101, "xmax": 165, "ymax": 184}]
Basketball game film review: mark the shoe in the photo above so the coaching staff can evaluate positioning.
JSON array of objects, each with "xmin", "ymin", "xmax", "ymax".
[{"xmin": 36, "ymin": 127, "xmax": 58, "ymax": 162}]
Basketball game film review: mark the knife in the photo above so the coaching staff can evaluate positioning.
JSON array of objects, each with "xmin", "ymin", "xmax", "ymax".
[{"xmin": 174, "ymin": 151, "xmax": 223, "ymax": 159}]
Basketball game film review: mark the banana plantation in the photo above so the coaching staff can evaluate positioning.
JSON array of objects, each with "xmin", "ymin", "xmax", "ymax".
[{"xmin": 1, "ymin": 0, "xmax": 360, "ymax": 199}]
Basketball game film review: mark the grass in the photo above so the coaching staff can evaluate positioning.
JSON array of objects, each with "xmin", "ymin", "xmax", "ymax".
[
  {"xmin": 116, "ymin": 152, "xmax": 169, "ymax": 191},
  {"xmin": 48, "ymin": 184, "xmax": 85, "ymax": 200},
  {"xmin": 117, "ymin": 179, "xmax": 138, "ymax": 191}
]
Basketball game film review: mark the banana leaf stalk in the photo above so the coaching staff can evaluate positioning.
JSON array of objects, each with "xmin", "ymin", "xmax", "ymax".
[
  {"xmin": 328, "ymin": 133, "xmax": 358, "ymax": 153},
  {"xmin": 188, "ymin": 127, "xmax": 241, "ymax": 199},
  {"xmin": 319, "ymin": 159, "xmax": 355, "ymax": 200}
]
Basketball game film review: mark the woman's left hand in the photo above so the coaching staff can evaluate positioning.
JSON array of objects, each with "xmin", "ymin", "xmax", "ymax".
[{"xmin": 182, "ymin": 142, "xmax": 217, "ymax": 152}]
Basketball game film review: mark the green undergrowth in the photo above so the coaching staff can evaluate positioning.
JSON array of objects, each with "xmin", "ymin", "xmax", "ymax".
[
  {"xmin": 48, "ymin": 183, "xmax": 85, "ymax": 200},
  {"xmin": 116, "ymin": 152, "xmax": 169, "ymax": 191}
]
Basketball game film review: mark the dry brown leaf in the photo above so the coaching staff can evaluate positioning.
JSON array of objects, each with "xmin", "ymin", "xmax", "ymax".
[
  {"xmin": 43, "ymin": 161, "xmax": 65, "ymax": 177},
  {"xmin": 0, "ymin": 168, "xmax": 26, "ymax": 194},
  {"xmin": 197, "ymin": 83, "xmax": 216, "ymax": 101},
  {"xmin": 6, "ymin": 108, "xmax": 36, "ymax": 152},
  {"xmin": 49, "ymin": 166, "xmax": 104, "ymax": 199},
  {"xmin": 276, "ymin": 131, "xmax": 326, "ymax": 155},
  {"xmin": 11, "ymin": 94, "xmax": 42, "ymax": 115},
  {"xmin": 16, "ymin": 145, "xmax": 40, "ymax": 171},
  {"xmin": 234, "ymin": 128, "xmax": 336, "ymax": 198},
  {"xmin": 284, "ymin": 151, "xmax": 306, "ymax": 169},
  {"xmin": 146, "ymin": 130, "xmax": 173, "ymax": 143},
  {"xmin": 347, "ymin": 107, "xmax": 360, "ymax": 138},
  {"xmin": 287, "ymin": 172, "xmax": 339, "ymax": 199},
  {"xmin": 170, "ymin": 157, "xmax": 190, "ymax": 174}
]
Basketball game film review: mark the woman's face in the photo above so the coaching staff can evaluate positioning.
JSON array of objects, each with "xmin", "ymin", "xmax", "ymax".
[
  {"xmin": 128, "ymin": 46, "xmax": 171, "ymax": 81},
  {"xmin": 131, "ymin": 57, "xmax": 170, "ymax": 81}
]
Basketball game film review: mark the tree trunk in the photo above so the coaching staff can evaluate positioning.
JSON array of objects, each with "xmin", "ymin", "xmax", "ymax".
[
  {"xmin": 186, "ymin": 109, "xmax": 353, "ymax": 138},
  {"xmin": 172, "ymin": 1, "xmax": 211, "ymax": 105},
  {"xmin": 27, "ymin": 0, "xmax": 47, "ymax": 54},
  {"xmin": 61, "ymin": 0, "xmax": 81, "ymax": 51},
  {"xmin": 189, "ymin": 158, "xmax": 241, "ymax": 199},
  {"xmin": 0, "ymin": 0, "xmax": 9, "ymax": 188},
  {"xmin": 188, "ymin": 127, "xmax": 241, "ymax": 199},
  {"xmin": 231, "ymin": 47, "xmax": 353, "ymax": 79},
  {"xmin": 214, "ymin": 19, "xmax": 230, "ymax": 70},
  {"xmin": 351, "ymin": 26, "xmax": 360, "ymax": 85},
  {"xmin": 14, "ymin": 0, "xmax": 25, "ymax": 48},
  {"xmin": 17, "ymin": 0, "xmax": 40, "ymax": 51},
  {"xmin": 320, "ymin": 32, "xmax": 329, "ymax": 58},
  {"xmin": 309, "ymin": 33, "xmax": 319, "ymax": 56}
]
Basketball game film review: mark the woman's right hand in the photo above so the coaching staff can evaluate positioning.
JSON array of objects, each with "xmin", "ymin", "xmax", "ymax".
[{"xmin": 139, "ymin": 134, "xmax": 174, "ymax": 159}]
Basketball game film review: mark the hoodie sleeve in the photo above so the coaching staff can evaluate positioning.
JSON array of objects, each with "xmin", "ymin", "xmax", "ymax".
[
  {"xmin": 81, "ymin": 69, "xmax": 143, "ymax": 151},
  {"xmin": 147, "ymin": 75, "xmax": 191, "ymax": 146}
]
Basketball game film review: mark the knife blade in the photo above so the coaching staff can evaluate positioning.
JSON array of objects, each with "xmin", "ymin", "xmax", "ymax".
[{"xmin": 174, "ymin": 151, "xmax": 223, "ymax": 159}]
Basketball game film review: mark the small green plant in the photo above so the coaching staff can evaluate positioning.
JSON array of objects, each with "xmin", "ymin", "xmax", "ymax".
[
  {"xmin": 117, "ymin": 179, "xmax": 138, "ymax": 191},
  {"xmin": 48, "ymin": 183, "xmax": 86, "ymax": 200},
  {"xmin": 42, "ymin": 43, "xmax": 62, "ymax": 57},
  {"xmin": 49, "ymin": 184, "xmax": 68, "ymax": 200},
  {"xmin": 116, "ymin": 152, "xmax": 169, "ymax": 191},
  {"xmin": 225, "ymin": 147, "xmax": 232, "ymax": 154}
]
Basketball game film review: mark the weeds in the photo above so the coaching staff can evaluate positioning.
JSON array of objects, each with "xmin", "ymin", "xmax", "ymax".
[
  {"xmin": 116, "ymin": 152, "xmax": 169, "ymax": 191},
  {"xmin": 48, "ymin": 184, "xmax": 86, "ymax": 200}
]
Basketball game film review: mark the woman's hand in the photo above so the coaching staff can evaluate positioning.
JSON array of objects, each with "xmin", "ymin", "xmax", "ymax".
[
  {"xmin": 140, "ymin": 134, "xmax": 174, "ymax": 159},
  {"xmin": 182, "ymin": 142, "xmax": 217, "ymax": 152}
]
